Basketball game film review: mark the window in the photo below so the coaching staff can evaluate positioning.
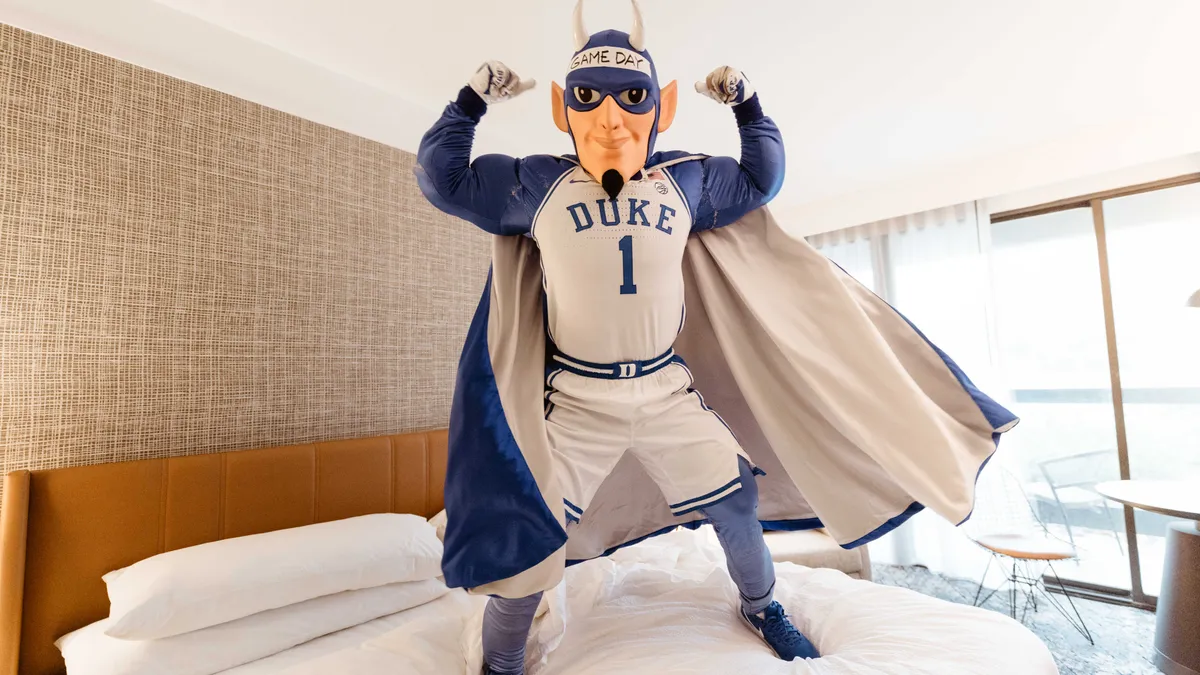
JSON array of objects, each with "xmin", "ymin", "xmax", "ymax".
[
  {"xmin": 1102, "ymin": 181, "xmax": 1200, "ymax": 596},
  {"xmin": 812, "ymin": 174, "xmax": 1200, "ymax": 606},
  {"xmin": 989, "ymin": 208, "xmax": 1129, "ymax": 591}
]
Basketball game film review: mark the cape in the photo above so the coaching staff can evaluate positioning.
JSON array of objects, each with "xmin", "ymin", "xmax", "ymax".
[{"xmin": 441, "ymin": 204, "xmax": 1019, "ymax": 599}]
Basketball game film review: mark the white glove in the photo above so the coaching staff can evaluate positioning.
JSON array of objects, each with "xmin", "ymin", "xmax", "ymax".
[
  {"xmin": 468, "ymin": 60, "xmax": 536, "ymax": 104},
  {"xmin": 694, "ymin": 66, "xmax": 756, "ymax": 106}
]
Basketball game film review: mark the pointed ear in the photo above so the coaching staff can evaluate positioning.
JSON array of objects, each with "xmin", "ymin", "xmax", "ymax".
[
  {"xmin": 551, "ymin": 82, "xmax": 570, "ymax": 133},
  {"xmin": 657, "ymin": 80, "xmax": 678, "ymax": 133}
]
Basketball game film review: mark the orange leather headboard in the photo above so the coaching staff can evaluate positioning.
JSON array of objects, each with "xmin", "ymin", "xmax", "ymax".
[{"xmin": 0, "ymin": 429, "xmax": 448, "ymax": 675}]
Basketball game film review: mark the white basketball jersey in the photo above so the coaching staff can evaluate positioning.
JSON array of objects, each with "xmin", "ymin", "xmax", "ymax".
[{"xmin": 532, "ymin": 164, "xmax": 692, "ymax": 364}]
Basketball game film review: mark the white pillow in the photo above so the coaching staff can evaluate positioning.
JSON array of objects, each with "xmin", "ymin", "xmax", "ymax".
[
  {"xmin": 103, "ymin": 513, "xmax": 442, "ymax": 640},
  {"xmin": 428, "ymin": 509, "xmax": 447, "ymax": 541},
  {"xmin": 57, "ymin": 578, "xmax": 450, "ymax": 675}
]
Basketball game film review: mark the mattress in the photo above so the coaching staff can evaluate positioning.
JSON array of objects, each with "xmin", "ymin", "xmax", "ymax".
[{"xmin": 223, "ymin": 527, "xmax": 1058, "ymax": 674}]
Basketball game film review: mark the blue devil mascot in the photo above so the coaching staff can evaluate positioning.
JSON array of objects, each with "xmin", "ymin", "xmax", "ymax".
[{"xmin": 414, "ymin": 1, "xmax": 1018, "ymax": 672}]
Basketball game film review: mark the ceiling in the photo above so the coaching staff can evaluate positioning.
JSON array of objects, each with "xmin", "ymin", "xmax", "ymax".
[{"xmin": 7, "ymin": 0, "xmax": 1200, "ymax": 232}]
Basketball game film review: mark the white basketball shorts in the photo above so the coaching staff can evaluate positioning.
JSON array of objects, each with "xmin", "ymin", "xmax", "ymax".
[{"xmin": 544, "ymin": 352, "xmax": 749, "ymax": 523}]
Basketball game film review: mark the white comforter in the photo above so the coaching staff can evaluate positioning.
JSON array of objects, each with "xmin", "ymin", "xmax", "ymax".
[{"xmin": 226, "ymin": 527, "xmax": 1057, "ymax": 674}]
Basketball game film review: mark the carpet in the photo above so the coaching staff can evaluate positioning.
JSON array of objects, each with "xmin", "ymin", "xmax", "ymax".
[{"xmin": 872, "ymin": 564, "xmax": 1160, "ymax": 675}]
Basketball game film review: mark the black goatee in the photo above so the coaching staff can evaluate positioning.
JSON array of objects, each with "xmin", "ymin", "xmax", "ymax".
[{"xmin": 602, "ymin": 169, "xmax": 625, "ymax": 200}]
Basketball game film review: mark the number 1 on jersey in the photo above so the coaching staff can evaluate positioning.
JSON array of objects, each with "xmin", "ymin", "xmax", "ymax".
[{"xmin": 618, "ymin": 235, "xmax": 637, "ymax": 295}]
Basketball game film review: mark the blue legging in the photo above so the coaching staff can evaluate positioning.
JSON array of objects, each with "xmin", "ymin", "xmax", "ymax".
[{"xmin": 482, "ymin": 457, "xmax": 773, "ymax": 673}]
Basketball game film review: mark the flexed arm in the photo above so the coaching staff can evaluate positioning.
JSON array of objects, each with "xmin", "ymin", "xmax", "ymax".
[
  {"xmin": 414, "ymin": 61, "xmax": 538, "ymax": 236},
  {"xmin": 690, "ymin": 67, "xmax": 786, "ymax": 231}
]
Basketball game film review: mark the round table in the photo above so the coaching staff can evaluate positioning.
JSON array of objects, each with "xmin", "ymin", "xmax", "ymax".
[{"xmin": 1096, "ymin": 480, "xmax": 1200, "ymax": 675}]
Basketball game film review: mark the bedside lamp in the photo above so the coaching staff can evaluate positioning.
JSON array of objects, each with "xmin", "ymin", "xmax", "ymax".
[{"xmin": 1190, "ymin": 290, "xmax": 1200, "ymax": 308}]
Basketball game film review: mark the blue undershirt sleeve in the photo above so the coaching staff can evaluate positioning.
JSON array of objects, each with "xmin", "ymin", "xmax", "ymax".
[
  {"xmin": 414, "ymin": 86, "xmax": 532, "ymax": 236},
  {"xmin": 691, "ymin": 95, "xmax": 786, "ymax": 231}
]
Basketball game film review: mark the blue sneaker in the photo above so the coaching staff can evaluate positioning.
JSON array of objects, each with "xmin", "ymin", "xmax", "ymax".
[
  {"xmin": 740, "ymin": 601, "xmax": 820, "ymax": 660},
  {"xmin": 483, "ymin": 664, "xmax": 521, "ymax": 675}
]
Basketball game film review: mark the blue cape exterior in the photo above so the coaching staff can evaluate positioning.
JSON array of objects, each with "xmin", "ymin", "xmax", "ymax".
[{"xmin": 441, "ymin": 270, "xmax": 567, "ymax": 590}]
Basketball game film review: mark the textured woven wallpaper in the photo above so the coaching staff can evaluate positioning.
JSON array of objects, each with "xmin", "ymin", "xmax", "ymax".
[{"xmin": 0, "ymin": 24, "xmax": 491, "ymax": 489}]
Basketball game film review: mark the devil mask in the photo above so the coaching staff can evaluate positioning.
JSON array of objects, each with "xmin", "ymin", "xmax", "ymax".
[{"xmin": 552, "ymin": 0, "xmax": 678, "ymax": 198}]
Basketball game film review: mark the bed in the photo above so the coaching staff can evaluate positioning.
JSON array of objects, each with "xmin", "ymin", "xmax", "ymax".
[{"xmin": 0, "ymin": 430, "xmax": 1059, "ymax": 675}]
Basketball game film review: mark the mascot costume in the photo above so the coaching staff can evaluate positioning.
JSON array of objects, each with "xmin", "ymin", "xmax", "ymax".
[{"xmin": 414, "ymin": 2, "xmax": 1018, "ymax": 672}]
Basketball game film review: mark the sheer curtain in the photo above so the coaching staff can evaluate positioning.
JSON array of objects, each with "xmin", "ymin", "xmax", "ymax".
[
  {"xmin": 808, "ymin": 203, "xmax": 1017, "ymax": 583},
  {"xmin": 805, "ymin": 227, "xmax": 878, "ymax": 293}
]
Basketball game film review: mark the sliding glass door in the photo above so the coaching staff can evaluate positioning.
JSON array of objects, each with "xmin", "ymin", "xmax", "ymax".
[
  {"xmin": 808, "ymin": 174, "xmax": 1200, "ymax": 607},
  {"xmin": 989, "ymin": 174, "xmax": 1200, "ymax": 605},
  {"xmin": 988, "ymin": 208, "xmax": 1131, "ymax": 592},
  {"xmin": 1101, "ymin": 181, "xmax": 1200, "ymax": 598}
]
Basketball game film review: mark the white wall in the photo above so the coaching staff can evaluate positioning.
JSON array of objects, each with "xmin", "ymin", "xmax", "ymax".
[
  {"xmin": 0, "ymin": 0, "xmax": 522, "ymax": 157},
  {"xmin": 985, "ymin": 151, "xmax": 1200, "ymax": 216},
  {"xmin": 5, "ymin": 0, "xmax": 1199, "ymax": 236},
  {"xmin": 782, "ymin": 111, "xmax": 1200, "ymax": 236}
]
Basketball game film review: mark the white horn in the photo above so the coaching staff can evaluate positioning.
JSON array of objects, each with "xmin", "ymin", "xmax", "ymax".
[
  {"xmin": 573, "ymin": 0, "xmax": 588, "ymax": 51},
  {"xmin": 628, "ymin": 0, "xmax": 645, "ymax": 51}
]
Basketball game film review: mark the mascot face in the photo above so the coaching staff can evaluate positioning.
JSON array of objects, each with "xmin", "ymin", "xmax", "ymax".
[{"xmin": 552, "ymin": 1, "xmax": 678, "ymax": 198}]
